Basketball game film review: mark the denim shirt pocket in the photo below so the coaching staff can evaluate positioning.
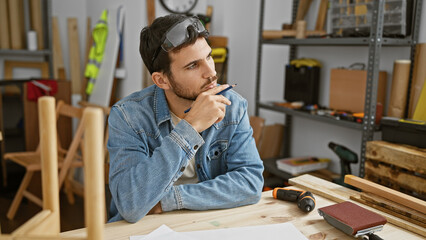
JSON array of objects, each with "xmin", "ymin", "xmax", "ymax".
[{"xmin": 206, "ymin": 140, "xmax": 228, "ymax": 178}]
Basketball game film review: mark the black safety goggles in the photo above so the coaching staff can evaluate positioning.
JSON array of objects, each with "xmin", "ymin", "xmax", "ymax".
[{"xmin": 151, "ymin": 17, "xmax": 207, "ymax": 64}]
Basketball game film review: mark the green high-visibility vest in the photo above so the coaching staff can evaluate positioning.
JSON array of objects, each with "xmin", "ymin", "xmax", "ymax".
[{"xmin": 85, "ymin": 10, "xmax": 108, "ymax": 95}]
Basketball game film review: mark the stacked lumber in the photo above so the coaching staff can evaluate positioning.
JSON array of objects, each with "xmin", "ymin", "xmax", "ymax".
[
  {"xmin": 344, "ymin": 174, "xmax": 426, "ymax": 234},
  {"xmin": 365, "ymin": 141, "xmax": 426, "ymax": 200}
]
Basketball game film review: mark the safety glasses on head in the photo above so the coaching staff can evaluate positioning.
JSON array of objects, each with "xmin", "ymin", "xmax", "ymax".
[{"xmin": 151, "ymin": 16, "xmax": 207, "ymax": 64}]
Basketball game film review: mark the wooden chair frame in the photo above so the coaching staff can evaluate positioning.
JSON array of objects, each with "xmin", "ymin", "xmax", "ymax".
[
  {"xmin": 4, "ymin": 100, "xmax": 85, "ymax": 220},
  {"xmin": 0, "ymin": 96, "xmax": 105, "ymax": 239}
]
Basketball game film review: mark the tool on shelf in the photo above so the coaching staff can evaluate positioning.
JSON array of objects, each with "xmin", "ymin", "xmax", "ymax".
[
  {"xmin": 273, "ymin": 187, "xmax": 315, "ymax": 212},
  {"xmin": 328, "ymin": 142, "xmax": 358, "ymax": 185}
]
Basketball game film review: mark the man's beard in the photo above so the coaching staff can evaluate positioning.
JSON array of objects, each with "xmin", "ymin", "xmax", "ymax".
[{"xmin": 168, "ymin": 74, "xmax": 217, "ymax": 101}]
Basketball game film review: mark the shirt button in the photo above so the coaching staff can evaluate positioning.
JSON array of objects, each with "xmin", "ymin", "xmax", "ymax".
[
  {"xmin": 197, "ymin": 164, "xmax": 201, "ymax": 169},
  {"xmin": 193, "ymin": 145, "xmax": 199, "ymax": 150},
  {"xmin": 180, "ymin": 167, "xmax": 185, "ymax": 172}
]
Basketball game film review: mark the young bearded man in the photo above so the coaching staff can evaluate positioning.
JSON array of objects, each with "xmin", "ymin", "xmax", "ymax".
[{"xmin": 107, "ymin": 14, "xmax": 264, "ymax": 223}]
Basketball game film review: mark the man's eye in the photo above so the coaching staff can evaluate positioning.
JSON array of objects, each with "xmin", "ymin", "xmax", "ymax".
[{"xmin": 187, "ymin": 63, "xmax": 197, "ymax": 69}]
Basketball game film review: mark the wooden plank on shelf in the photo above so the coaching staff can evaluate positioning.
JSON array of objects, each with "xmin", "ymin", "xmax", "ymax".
[
  {"xmin": 315, "ymin": 0, "xmax": 328, "ymax": 31},
  {"xmin": 0, "ymin": 0, "xmax": 10, "ymax": 49},
  {"xmin": 409, "ymin": 43, "xmax": 426, "ymax": 118},
  {"xmin": 366, "ymin": 141, "xmax": 426, "ymax": 174},
  {"xmin": 52, "ymin": 16, "xmax": 66, "ymax": 80},
  {"xmin": 8, "ymin": 0, "xmax": 24, "ymax": 49},
  {"xmin": 30, "ymin": 0, "xmax": 43, "ymax": 49},
  {"xmin": 262, "ymin": 30, "xmax": 326, "ymax": 39},
  {"xmin": 365, "ymin": 160, "xmax": 426, "ymax": 197},
  {"xmin": 290, "ymin": 174, "xmax": 426, "ymax": 237},
  {"xmin": 292, "ymin": 0, "xmax": 312, "ymax": 29},
  {"xmin": 344, "ymin": 175, "xmax": 426, "ymax": 214},
  {"xmin": 67, "ymin": 18, "xmax": 82, "ymax": 94}
]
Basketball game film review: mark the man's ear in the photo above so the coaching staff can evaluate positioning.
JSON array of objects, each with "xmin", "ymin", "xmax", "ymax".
[{"xmin": 151, "ymin": 72, "xmax": 170, "ymax": 90}]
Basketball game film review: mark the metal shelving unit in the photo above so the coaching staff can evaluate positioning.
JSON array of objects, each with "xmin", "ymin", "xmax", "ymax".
[
  {"xmin": 0, "ymin": 0, "xmax": 53, "ymax": 75},
  {"xmin": 255, "ymin": 0, "xmax": 422, "ymax": 177}
]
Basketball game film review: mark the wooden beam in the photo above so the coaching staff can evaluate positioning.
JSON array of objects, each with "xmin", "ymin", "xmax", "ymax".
[
  {"xmin": 29, "ymin": 0, "xmax": 43, "ymax": 49},
  {"xmin": 350, "ymin": 195, "xmax": 426, "ymax": 228},
  {"xmin": 0, "ymin": 0, "xmax": 10, "ymax": 49},
  {"xmin": 84, "ymin": 108, "xmax": 105, "ymax": 240},
  {"xmin": 315, "ymin": 0, "xmax": 328, "ymax": 31},
  {"xmin": 366, "ymin": 141, "xmax": 426, "ymax": 174},
  {"xmin": 67, "ymin": 18, "xmax": 82, "ymax": 94},
  {"xmin": 292, "ymin": 0, "xmax": 312, "ymax": 29},
  {"xmin": 8, "ymin": 0, "xmax": 24, "ymax": 49},
  {"xmin": 290, "ymin": 174, "xmax": 426, "ymax": 237},
  {"xmin": 344, "ymin": 175, "xmax": 426, "ymax": 214},
  {"xmin": 52, "ymin": 17, "xmax": 65, "ymax": 79},
  {"xmin": 361, "ymin": 192, "xmax": 426, "ymax": 225},
  {"xmin": 365, "ymin": 160, "xmax": 425, "ymax": 196}
]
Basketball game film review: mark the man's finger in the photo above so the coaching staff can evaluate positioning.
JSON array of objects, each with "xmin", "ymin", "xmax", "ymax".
[{"xmin": 204, "ymin": 84, "xmax": 230, "ymax": 95}]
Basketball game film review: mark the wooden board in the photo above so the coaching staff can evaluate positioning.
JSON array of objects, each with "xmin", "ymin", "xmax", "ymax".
[
  {"xmin": 258, "ymin": 124, "xmax": 284, "ymax": 159},
  {"xmin": 344, "ymin": 175, "xmax": 426, "ymax": 214},
  {"xmin": 67, "ymin": 18, "xmax": 81, "ymax": 94},
  {"xmin": 0, "ymin": 0, "xmax": 10, "ymax": 49},
  {"xmin": 365, "ymin": 160, "xmax": 426, "ymax": 197},
  {"xmin": 292, "ymin": 0, "xmax": 312, "ymax": 29},
  {"xmin": 30, "ymin": 0, "xmax": 43, "ymax": 49},
  {"xmin": 52, "ymin": 16, "xmax": 66, "ymax": 80},
  {"xmin": 366, "ymin": 141, "xmax": 426, "ymax": 174},
  {"xmin": 413, "ymin": 79, "xmax": 426, "ymax": 121},
  {"xmin": 360, "ymin": 192, "xmax": 426, "ymax": 225},
  {"xmin": 8, "ymin": 0, "xmax": 24, "ymax": 49},
  {"xmin": 350, "ymin": 195, "xmax": 426, "ymax": 228},
  {"xmin": 290, "ymin": 174, "xmax": 426, "ymax": 237},
  {"xmin": 262, "ymin": 30, "xmax": 326, "ymax": 39},
  {"xmin": 315, "ymin": 0, "xmax": 328, "ymax": 31}
]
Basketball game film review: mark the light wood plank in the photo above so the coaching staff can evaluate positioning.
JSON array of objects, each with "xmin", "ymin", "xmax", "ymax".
[
  {"xmin": 0, "ymin": 0, "xmax": 10, "ymax": 49},
  {"xmin": 37, "ymin": 96, "xmax": 60, "ymax": 234},
  {"xmin": 350, "ymin": 195, "xmax": 426, "ymax": 228},
  {"xmin": 292, "ymin": 0, "xmax": 312, "ymax": 29},
  {"xmin": 84, "ymin": 108, "xmax": 105, "ymax": 240},
  {"xmin": 8, "ymin": 0, "xmax": 24, "ymax": 49},
  {"xmin": 315, "ymin": 0, "xmax": 328, "ymax": 31},
  {"xmin": 290, "ymin": 174, "xmax": 426, "ymax": 237},
  {"xmin": 11, "ymin": 210, "xmax": 51, "ymax": 236},
  {"xmin": 67, "ymin": 18, "xmax": 82, "ymax": 94},
  {"xmin": 29, "ymin": 0, "xmax": 43, "ymax": 49},
  {"xmin": 360, "ymin": 192, "xmax": 426, "ymax": 224},
  {"xmin": 52, "ymin": 16, "xmax": 65, "ymax": 79},
  {"xmin": 344, "ymin": 175, "xmax": 426, "ymax": 214},
  {"xmin": 366, "ymin": 141, "xmax": 426, "ymax": 174},
  {"xmin": 365, "ymin": 160, "xmax": 426, "ymax": 196}
]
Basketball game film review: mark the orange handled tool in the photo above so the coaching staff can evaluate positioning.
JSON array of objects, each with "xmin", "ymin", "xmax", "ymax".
[{"xmin": 273, "ymin": 187, "xmax": 316, "ymax": 212}]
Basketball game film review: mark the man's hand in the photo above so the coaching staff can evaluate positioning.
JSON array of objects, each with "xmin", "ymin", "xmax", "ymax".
[
  {"xmin": 184, "ymin": 84, "xmax": 232, "ymax": 132},
  {"xmin": 148, "ymin": 202, "xmax": 162, "ymax": 215}
]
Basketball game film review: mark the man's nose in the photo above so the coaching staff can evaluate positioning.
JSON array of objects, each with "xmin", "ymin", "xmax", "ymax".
[{"xmin": 203, "ymin": 60, "xmax": 217, "ymax": 80}]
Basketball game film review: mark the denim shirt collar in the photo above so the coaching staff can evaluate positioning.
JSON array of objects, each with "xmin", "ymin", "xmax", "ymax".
[{"xmin": 153, "ymin": 86, "xmax": 171, "ymax": 127}]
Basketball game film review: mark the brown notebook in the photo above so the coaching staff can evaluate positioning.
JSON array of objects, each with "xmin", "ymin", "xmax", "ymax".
[{"xmin": 318, "ymin": 201, "xmax": 387, "ymax": 236}]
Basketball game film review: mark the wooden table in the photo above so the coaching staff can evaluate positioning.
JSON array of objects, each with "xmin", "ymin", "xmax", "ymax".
[{"xmin": 61, "ymin": 175, "xmax": 423, "ymax": 240}]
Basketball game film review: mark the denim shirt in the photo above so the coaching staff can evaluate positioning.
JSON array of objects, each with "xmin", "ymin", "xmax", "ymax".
[{"xmin": 107, "ymin": 85, "xmax": 264, "ymax": 223}]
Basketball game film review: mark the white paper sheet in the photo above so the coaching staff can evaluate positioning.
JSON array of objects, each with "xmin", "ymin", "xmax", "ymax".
[{"xmin": 130, "ymin": 222, "xmax": 308, "ymax": 240}]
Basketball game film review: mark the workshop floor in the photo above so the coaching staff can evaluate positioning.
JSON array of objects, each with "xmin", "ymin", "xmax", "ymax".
[{"xmin": 0, "ymin": 161, "xmax": 85, "ymax": 234}]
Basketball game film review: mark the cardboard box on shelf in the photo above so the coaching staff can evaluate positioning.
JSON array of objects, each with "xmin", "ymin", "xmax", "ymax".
[{"xmin": 329, "ymin": 68, "xmax": 387, "ymax": 113}]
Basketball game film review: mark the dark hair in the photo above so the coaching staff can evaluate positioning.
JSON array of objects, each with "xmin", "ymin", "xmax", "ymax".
[{"xmin": 139, "ymin": 14, "xmax": 209, "ymax": 76}]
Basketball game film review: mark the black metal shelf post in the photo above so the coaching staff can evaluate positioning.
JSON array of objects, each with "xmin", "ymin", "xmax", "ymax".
[{"xmin": 255, "ymin": 0, "xmax": 422, "ymax": 177}]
